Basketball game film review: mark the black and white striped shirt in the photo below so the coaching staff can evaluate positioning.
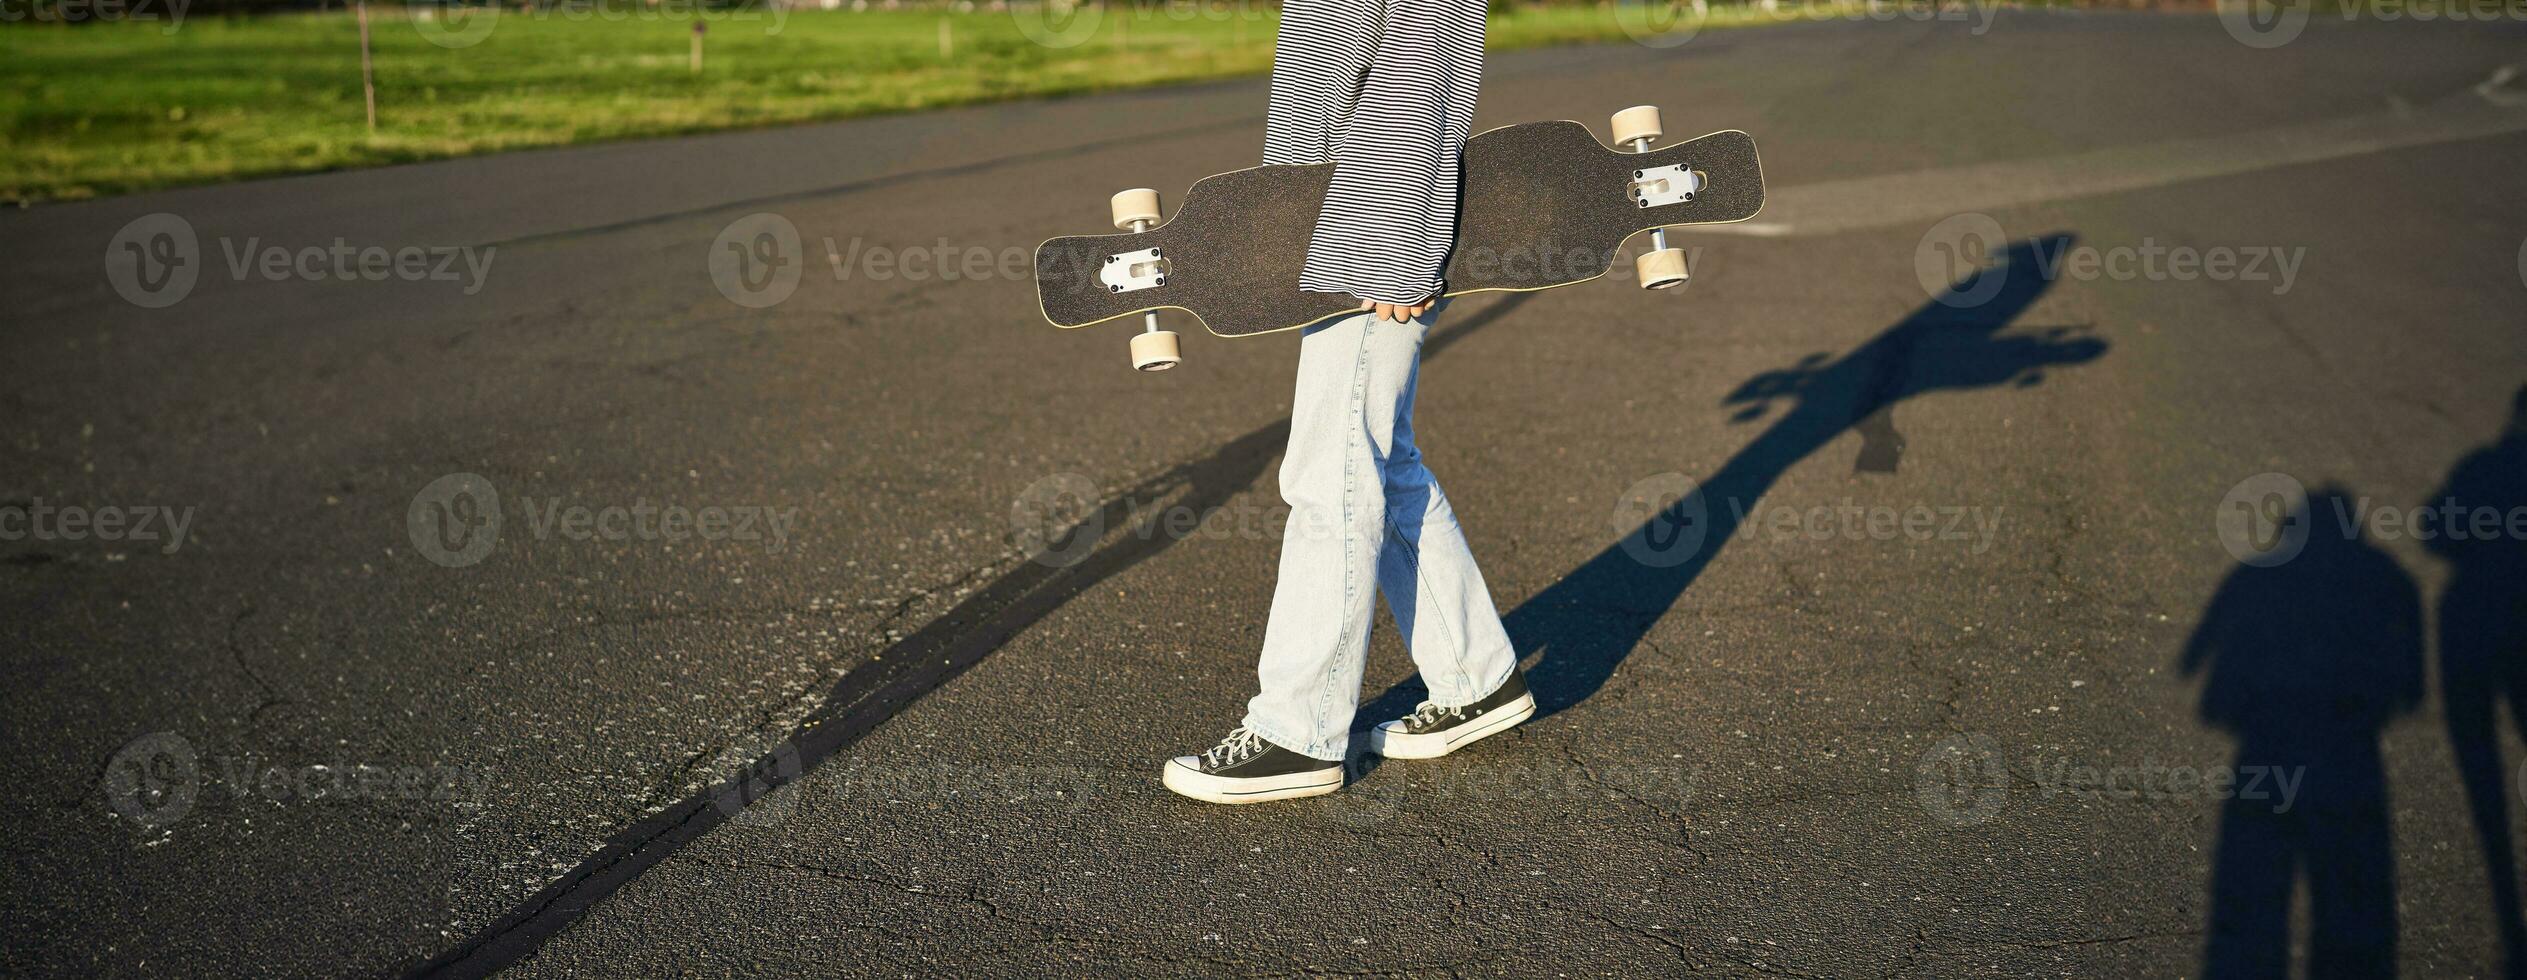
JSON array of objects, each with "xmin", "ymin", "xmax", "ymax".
[{"xmin": 1263, "ymin": 0, "xmax": 1486, "ymax": 306}]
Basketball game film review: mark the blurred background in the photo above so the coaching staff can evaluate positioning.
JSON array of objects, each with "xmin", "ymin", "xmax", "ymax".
[{"xmin": 6, "ymin": 0, "xmax": 2135, "ymax": 204}]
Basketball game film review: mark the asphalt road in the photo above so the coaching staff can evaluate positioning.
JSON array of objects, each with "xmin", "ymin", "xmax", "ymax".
[{"xmin": 6, "ymin": 9, "xmax": 2527, "ymax": 978}]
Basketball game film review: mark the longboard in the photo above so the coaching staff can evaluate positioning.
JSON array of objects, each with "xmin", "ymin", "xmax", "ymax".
[{"xmin": 1034, "ymin": 108, "xmax": 1765, "ymax": 369}]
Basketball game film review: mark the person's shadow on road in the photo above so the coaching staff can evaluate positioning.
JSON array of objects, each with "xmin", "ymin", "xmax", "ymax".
[
  {"xmin": 2184, "ymin": 485, "xmax": 2424, "ymax": 979},
  {"xmin": 1358, "ymin": 234, "xmax": 2107, "ymax": 728},
  {"xmin": 2430, "ymin": 386, "xmax": 2527, "ymax": 979}
]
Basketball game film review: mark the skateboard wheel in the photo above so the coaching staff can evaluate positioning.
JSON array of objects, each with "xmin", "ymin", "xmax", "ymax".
[
  {"xmin": 1110, "ymin": 188, "xmax": 1162, "ymax": 231},
  {"xmin": 1130, "ymin": 329, "xmax": 1181, "ymax": 372},
  {"xmin": 1612, "ymin": 105, "xmax": 1663, "ymax": 147},
  {"xmin": 1637, "ymin": 247, "xmax": 1688, "ymax": 290}
]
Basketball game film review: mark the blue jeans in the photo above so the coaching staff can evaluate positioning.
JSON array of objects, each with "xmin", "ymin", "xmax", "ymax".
[{"xmin": 1241, "ymin": 307, "xmax": 1520, "ymax": 761}]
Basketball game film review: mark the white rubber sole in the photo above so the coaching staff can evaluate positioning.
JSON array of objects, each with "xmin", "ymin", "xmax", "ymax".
[
  {"xmin": 1369, "ymin": 692, "xmax": 1537, "ymax": 759},
  {"xmin": 1161, "ymin": 757, "xmax": 1344, "ymax": 804}
]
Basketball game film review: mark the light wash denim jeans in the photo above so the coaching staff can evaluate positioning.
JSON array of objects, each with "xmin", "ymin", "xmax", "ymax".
[{"xmin": 1241, "ymin": 306, "xmax": 1520, "ymax": 761}]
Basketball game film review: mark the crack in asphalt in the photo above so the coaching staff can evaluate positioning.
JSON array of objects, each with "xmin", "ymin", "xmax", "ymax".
[{"xmin": 220, "ymin": 603, "xmax": 296, "ymax": 728}]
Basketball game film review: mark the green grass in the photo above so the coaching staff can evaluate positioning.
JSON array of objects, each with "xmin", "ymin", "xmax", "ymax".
[{"xmin": 0, "ymin": 2, "xmax": 1823, "ymax": 202}]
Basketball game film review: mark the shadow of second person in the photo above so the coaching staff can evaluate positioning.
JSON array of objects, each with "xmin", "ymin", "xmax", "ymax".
[
  {"xmin": 2429, "ymin": 386, "xmax": 2527, "ymax": 979},
  {"xmin": 2184, "ymin": 484, "xmax": 2425, "ymax": 979}
]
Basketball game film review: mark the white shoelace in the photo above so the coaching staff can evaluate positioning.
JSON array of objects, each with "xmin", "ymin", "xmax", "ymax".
[
  {"xmin": 1408, "ymin": 701, "xmax": 1467, "ymax": 730},
  {"xmin": 1200, "ymin": 726, "xmax": 1267, "ymax": 768}
]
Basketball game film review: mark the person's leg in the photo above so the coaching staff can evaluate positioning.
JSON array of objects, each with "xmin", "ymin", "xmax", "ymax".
[
  {"xmin": 1359, "ymin": 318, "xmax": 1531, "ymax": 760},
  {"xmin": 1373, "ymin": 328, "xmax": 1517, "ymax": 709},
  {"xmin": 1240, "ymin": 310, "xmax": 1427, "ymax": 762}
]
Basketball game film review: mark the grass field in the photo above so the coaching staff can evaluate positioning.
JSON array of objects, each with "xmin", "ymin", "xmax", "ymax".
[{"xmin": 0, "ymin": 1, "xmax": 1852, "ymax": 203}]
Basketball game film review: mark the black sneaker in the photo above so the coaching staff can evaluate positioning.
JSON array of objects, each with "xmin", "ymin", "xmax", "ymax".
[
  {"xmin": 1162, "ymin": 726, "xmax": 1344, "ymax": 804},
  {"xmin": 1368, "ymin": 672, "xmax": 1536, "ymax": 759}
]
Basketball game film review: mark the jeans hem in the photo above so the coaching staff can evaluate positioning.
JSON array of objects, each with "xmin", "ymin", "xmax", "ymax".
[
  {"xmin": 1426, "ymin": 657, "xmax": 1517, "ymax": 711},
  {"xmin": 1240, "ymin": 713, "xmax": 1348, "ymax": 763}
]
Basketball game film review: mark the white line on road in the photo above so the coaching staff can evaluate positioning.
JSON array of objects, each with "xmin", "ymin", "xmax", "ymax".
[{"xmin": 1677, "ymin": 70, "xmax": 2527, "ymax": 239}]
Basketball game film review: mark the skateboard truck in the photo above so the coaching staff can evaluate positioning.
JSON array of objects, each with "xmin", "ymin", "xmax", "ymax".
[
  {"xmin": 1612, "ymin": 105, "xmax": 1692, "ymax": 290},
  {"xmin": 1108, "ymin": 188, "xmax": 1181, "ymax": 371},
  {"xmin": 1099, "ymin": 248, "xmax": 1168, "ymax": 294},
  {"xmin": 1630, "ymin": 164, "xmax": 1703, "ymax": 209}
]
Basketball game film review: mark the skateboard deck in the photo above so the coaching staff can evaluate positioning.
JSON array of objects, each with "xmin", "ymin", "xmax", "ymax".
[{"xmin": 1034, "ymin": 121, "xmax": 1765, "ymax": 339}]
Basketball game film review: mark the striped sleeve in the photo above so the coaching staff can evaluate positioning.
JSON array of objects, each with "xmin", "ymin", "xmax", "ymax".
[{"xmin": 1263, "ymin": 0, "xmax": 1487, "ymax": 306}]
